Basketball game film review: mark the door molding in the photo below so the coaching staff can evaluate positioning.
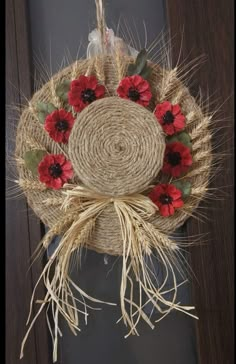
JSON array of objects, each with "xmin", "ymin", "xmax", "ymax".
[
  {"xmin": 166, "ymin": 0, "xmax": 234, "ymax": 363},
  {"xmin": 6, "ymin": 1, "xmax": 50, "ymax": 363}
]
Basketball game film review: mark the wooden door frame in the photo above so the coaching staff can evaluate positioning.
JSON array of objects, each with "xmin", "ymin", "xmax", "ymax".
[
  {"xmin": 166, "ymin": 1, "xmax": 234, "ymax": 363},
  {"xmin": 6, "ymin": 0, "xmax": 234, "ymax": 363},
  {"xmin": 6, "ymin": 1, "xmax": 50, "ymax": 363}
]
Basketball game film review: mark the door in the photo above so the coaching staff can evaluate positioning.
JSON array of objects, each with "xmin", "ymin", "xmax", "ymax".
[{"xmin": 6, "ymin": 1, "xmax": 234, "ymax": 363}]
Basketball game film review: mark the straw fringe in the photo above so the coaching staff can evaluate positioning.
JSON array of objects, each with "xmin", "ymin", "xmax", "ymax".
[
  {"xmin": 20, "ymin": 184, "xmax": 197, "ymax": 361},
  {"xmin": 20, "ymin": 208, "xmax": 115, "ymax": 362}
]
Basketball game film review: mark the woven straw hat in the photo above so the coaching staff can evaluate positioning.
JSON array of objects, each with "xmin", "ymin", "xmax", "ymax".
[{"xmin": 16, "ymin": 56, "xmax": 211, "ymax": 255}]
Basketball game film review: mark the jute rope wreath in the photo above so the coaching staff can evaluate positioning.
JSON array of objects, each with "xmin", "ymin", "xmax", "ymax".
[{"xmin": 15, "ymin": 0, "xmax": 212, "ymax": 361}]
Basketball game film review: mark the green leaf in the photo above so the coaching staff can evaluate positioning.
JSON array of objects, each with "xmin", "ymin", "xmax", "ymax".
[
  {"xmin": 172, "ymin": 180, "xmax": 192, "ymax": 198},
  {"xmin": 140, "ymin": 64, "xmax": 152, "ymax": 80},
  {"xmin": 36, "ymin": 102, "xmax": 57, "ymax": 124},
  {"xmin": 127, "ymin": 63, "xmax": 136, "ymax": 76},
  {"xmin": 36, "ymin": 102, "xmax": 48, "ymax": 112},
  {"xmin": 166, "ymin": 135, "xmax": 178, "ymax": 144},
  {"xmin": 135, "ymin": 49, "xmax": 148, "ymax": 75},
  {"xmin": 127, "ymin": 49, "xmax": 152, "ymax": 79},
  {"xmin": 47, "ymin": 103, "xmax": 57, "ymax": 113},
  {"xmin": 177, "ymin": 132, "xmax": 192, "ymax": 150},
  {"xmin": 36, "ymin": 102, "xmax": 57, "ymax": 113},
  {"xmin": 55, "ymin": 80, "xmax": 71, "ymax": 102},
  {"xmin": 166, "ymin": 132, "xmax": 192, "ymax": 150},
  {"xmin": 37, "ymin": 111, "xmax": 47, "ymax": 124},
  {"xmin": 24, "ymin": 149, "xmax": 47, "ymax": 175}
]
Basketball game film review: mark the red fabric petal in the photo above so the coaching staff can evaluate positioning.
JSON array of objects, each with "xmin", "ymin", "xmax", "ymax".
[
  {"xmin": 68, "ymin": 90, "xmax": 82, "ymax": 104},
  {"xmin": 116, "ymin": 86, "xmax": 129, "ymax": 98},
  {"xmin": 162, "ymin": 142, "xmax": 192, "ymax": 177},
  {"xmin": 155, "ymin": 101, "xmax": 172, "ymax": 119},
  {"xmin": 117, "ymin": 77, "xmax": 133, "ymax": 97},
  {"xmin": 162, "ymin": 123, "xmax": 175, "ymax": 135},
  {"xmin": 168, "ymin": 204, "xmax": 175, "ymax": 215},
  {"xmin": 75, "ymin": 75, "xmax": 88, "ymax": 88},
  {"xmin": 149, "ymin": 183, "xmax": 184, "ymax": 216},
  {"xmin": 148, "ymin": 190, "xmax": 158, "ymax": 202},
  {"xmin": 173, "ymin": 114, "xmax": 185, "ymax": 130},
  {"xmin": 45, "ymin": 155, "xmax": 55, "ymax": 165},
  {"xmin": 170, "ymin": 165, "xmax": 182, "ymax": 177},
  {"xmin": 149, "ymin": 185, "xmax": 164, "ymax": 202},
  {"xmin": 172, "ymin": 199, "xmax": 184, "ymax": 208},
  {"xmin": 155, "ymin": 184, "xmax": 166, "ymax": 195},
  {"xmin": 154, "ymin": 102, "xmax": 186, "ymax": 135},
  {"xmin": 55, "ymin": 154, "xmax": 66, "ymax": 166},
  {"xmin": 50, "ymin": 178, "xmax": 63, "ymax": 190},
  {"xmin": 38, "ymin": 154, "xmax": 73, "ymax": 189},
  {"xmin": 95, "ymin": 84, "xmax": 106, "ymax": 98},
  {"xmin": 64, "ymin": 130, "xmax": 71, "ymax": 142},
  {"xmin": 132, "ymin": 75, "xmax": 143, "ymax": 87},
  {"xmin": 38, "ymin": 165, "xmax": 49, "ymax": 175},
  {"xmin": 54, "ymin": 131, "xmax": 64, "ymax": 143},
  {"xmin": 117, "ymin": 76, "xmax": 152, "ymax": 106},
  {"xmin": 44, "ymin": 109, "xmax": 75, "ymax": 144},
  {"xmin": 172, "ymin": 104, "xmax": 181, "ymax": 116},
  {"xmin": 137, "ymin": 81, "xmax": 150, "ymax": 93},
  {"xmin": 68, "ymin": 75, "xmax": 105, "ymax": 112},
  {"xmin": 62, "ymin": 161, "xmax": 72, "ymax": 171},
  {"xmin": 167, "ymin": 185, "xmax": 182, "ymax": 200},
  {"xmin": 137, "ymin": 99, "xmax": 149, "ymax": 107},
  {"xmin": 73, "ymin": 100, "xmax": 86, "ymax": 112},
  {"xmin": 70, "ymin": 79, "xmax": 82, "ymax": 90},
  {"xmin": 159, "ymin": 204, "xmax": 170, "ymax": 216},
  {"xmin": 61, "ymin": 170, "xmax": 73, "ymax": 181},
  {"xmin": 86, "ymin": 75, "xmax": 98, "ymax": 89},
  {"xmin": 39, "ymin": 173, "xmax": 50, "ymax": 183},
  {"xmin": 183, "ymin": 155, "xmax": 193, "ymax": 166},
  {"xmin": 161, "ymin": 163, "xmax": 172, "ymax": 175},
  {"xmin": 57, "ymin": 109, "xmax": 67, "ymax": 119},
  {"xmin": 139, "ymin": 91, "xmax": 152, "ymax": 101}
]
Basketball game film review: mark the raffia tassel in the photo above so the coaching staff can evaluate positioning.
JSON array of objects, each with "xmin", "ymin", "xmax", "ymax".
[
  {"xmin": 113, "ymin": 200, "xmax": 198, "ymax": 338},
  {"xmin": 20, "ymin": 184, "xmax": 197, "ymax": 362},
  {"xmin": 20, "ymin": 217, "xmax": 116, "ymax": 363}
]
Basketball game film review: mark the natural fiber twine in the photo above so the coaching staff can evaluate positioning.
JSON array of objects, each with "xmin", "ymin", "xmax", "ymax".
[
  {"xmin": 69, "ymin": 96, "xmax": 165, "ymax": 195},
  {"xmin": 15, "ymin": 55, "xmax": 212, "ymax": 256}
]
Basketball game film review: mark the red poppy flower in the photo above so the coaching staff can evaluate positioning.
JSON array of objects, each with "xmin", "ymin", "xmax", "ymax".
[
  {"xmin": 68, "ymin": 75, "xmax": 105, "ymax": 112},
  {"xmin": 149, "ymin": 183, "xmax": 183, "ymax": 216},
  {"xmin": 117, "ymin": 75, "xmax": 152, "ymax": 107},
  {"xmin": 44, "ymin": 109, "xmax": 75, "ymax": 144},
  {"xmin": 162, "ymin": 142, "xmax": 192, "ymax": 177},
  {"xmin": 38, "ymin": 154, "xmax": 73, "ymax": 190},
  {"xmin": 154, "ymin": 101, "xmax": 185, "ymax": 135}
]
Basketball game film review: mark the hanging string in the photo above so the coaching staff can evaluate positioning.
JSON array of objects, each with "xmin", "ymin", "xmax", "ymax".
[{"xmin": 95, "ymin": 0, "xmax": 107, "ymax": 53}]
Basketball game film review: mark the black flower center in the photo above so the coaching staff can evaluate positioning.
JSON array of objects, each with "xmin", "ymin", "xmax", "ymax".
[
  {"xmin": 128, "ymin": 87, "xmax": 140, "ymax": 101},
  {"xmin": 163, "ymin": 110, "xmax": 174, "ymax": 124},
  {"xmin": 167, "ymin": 151, "xmax": 182, "ymax": 166},
  {"xmin": 159, "ymin": 194, "xmax": 173, "ymax": 205},
  {"xmin": 55, "ymin": 119, "xmax": 69, "ymax": 132},
  {"xmin": 81, "ymin": 88, "xmax": 96, "ymax": 103},
  {"xmin": 49, "ymin": 163, "xmax": 62, "ymax": 178}
]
